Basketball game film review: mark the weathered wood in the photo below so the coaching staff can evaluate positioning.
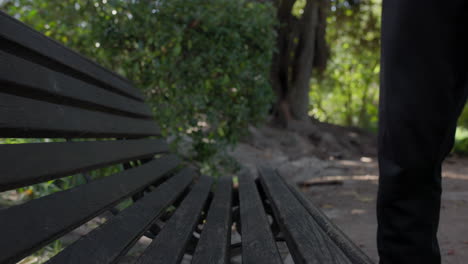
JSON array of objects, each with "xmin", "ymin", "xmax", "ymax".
[
  {"xmin": 0, "ymin": 11, "xmax": 144, "ymax": 101},
  {"xmin": 0, "ymin": 50, "xmax": 152, "ymax": 118},
  {"xmin": 47, "ymin": 168, "xmax": 195, "ymax": 264},
  {"xmin": 192, "ymin": 176, "xmax": 233, "ymax": 264},
  {"xmin": 136, "ymin": 176, "xmax": 213, "ymax": 264},
  {"xmin": 0, "ymin": 11, "xmax": 373, "ymax": 264},
  {"xmin": 0, "ymin": 92, "xmax": 160, "ymax": 138},
  {"xmin": 0, "ymin": 155, "xmax": 179, "ymax": 264},
  {"xmin": 238, "ymin": 172, "xmax": 283, "ymax": 264},
  {"xmin": 286, "ymin": 180, "xmax": 375, "ymax": 264},
  {"xmin": 0, "ymin": 139, "xmax": 168, "ymax": 191},
  {"xmin": 258, "ymin": 167, "xmax": 351, "ymax": 264}
]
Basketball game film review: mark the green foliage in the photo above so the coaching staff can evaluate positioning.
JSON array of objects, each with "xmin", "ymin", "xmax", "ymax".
[
  {"xmin": 457, "ymin": 104, "xmax": 468, "ymax": 128},
  {"xmin": 453, "ymin": 127, "xmax": 468, "ymax": 155},
  {"xmin": 4, "ymin": 0, "xmax": 277, "ymax": 168},
  {"xmin": 454, "ymin": 104, "xmax": 468, "ymax": 155},
  {"xmin": 309, "ymin": 0, "xmax": 381, "ymax": 131},
  {"xmin": 292, "ymin": 0, "xmax": 307, "ymax": 17}
]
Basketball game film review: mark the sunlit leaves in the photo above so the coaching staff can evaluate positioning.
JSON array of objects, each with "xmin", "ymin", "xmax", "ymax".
[
  {"xmin": 310, "ymin": 0, "xmax": 381, "ymax": 131},
  {"xmin": 292, "ymin": 0, "xmax": 307, "ymax": 18},
  {"xmin": 5, "ymin": 0, "xmax": 277, "ymax": 169}
]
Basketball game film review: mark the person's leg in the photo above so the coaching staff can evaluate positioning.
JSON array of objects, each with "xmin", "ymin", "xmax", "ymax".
[{"xmin": 378, "ymin": 1, "xmax": 468, "ymax": 263}]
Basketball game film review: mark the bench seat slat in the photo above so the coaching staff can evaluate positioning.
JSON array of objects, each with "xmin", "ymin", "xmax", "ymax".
[
  {"xmin": 258, "ymin": 167, "xmax": 352, "ymax": 264},
  {"xmin": 0, "ymin": 139, "xmax": 168, "ymax": 192},
  {"xmin": 286, "ymin": 182, "xmax": 374, "ymax": 264},
  {"xmin": 47, "ymin": 168, "xmax": 195, "ymax": 264},
  {"xmin": 0, "ymin": 50, "xmax": 153, "ymax": 118},
  {"xmin": 0, "ymin": 11, "xmax": 144, "ymax": 101},
  {"xmin": 0, "ymin": 155, "xmax": 179, "ymax": 264},
  {"xmin": 0, "ymin": 92, "xmax": 160, "ymax": 138},
  {"xmin": 136, "ymin": 176, "xmax": 213, "ymax": 264},
  {"xmin": 192, "ymin": 176, "xmax": 232, "ymax": 264},
  {"xmin": 238, "ymin": 173, "xmax": 283, "ymax": 264}
]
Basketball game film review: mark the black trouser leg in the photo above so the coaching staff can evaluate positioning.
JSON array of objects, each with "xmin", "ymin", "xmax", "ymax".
[{"xmin": 378, "ymin": 1, "xmax": 468, "ymax": 263}]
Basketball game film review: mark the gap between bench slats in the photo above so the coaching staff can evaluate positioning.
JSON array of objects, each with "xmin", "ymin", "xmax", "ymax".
[
  {"xmin": 47, "ymin": 168, "xmax": 196, "ymax": 264},
  {"xmin": 286, "ymin": 181, "xmax": 375, "ymax": 264},
  {"xmin": 192, "ymin": 176, "xmax": 232, "ymax": 264},
  {"xmin": 0, "ymin": 155, "xmax": 179, "ymax": 264},
  {"xmin": 0, "ymin": 139, "xmax": 168, "ymax": 192},
  {"xmin": 0, "ymin": 50, "xmax": 152, "ymax": 118},
  {"xmin": 0, "ymin": 92, "xmax": 159, "ymax": 138},
  {"xmin": 0, "ymin": 11, "xmax": 143, "ymax": 101},
  {"xmin": 136, "ymin": 175, "xmax": 213, "ymax": 264},
  {"xmin": 238, "ymin": 172, "xmax": 283, "ymax": 264},
  {"xmin": 259, "ymin": 167, "xmax": 352, "ymax": 264}
]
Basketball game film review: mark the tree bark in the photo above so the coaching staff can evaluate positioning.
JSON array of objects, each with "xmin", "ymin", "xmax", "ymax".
[
  {"xmin": 289, "ymin": 0, "xmax": 319, "ymax": 121},
  {"xmin": 271, "ymin": 0, "xmax": 328, "ymax": 126},
  {"xmin": 270, "ymin": 0, "xmax": 296, "ymax": 126}
]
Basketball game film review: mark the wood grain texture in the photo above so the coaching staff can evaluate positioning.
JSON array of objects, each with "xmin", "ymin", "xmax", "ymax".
[
  {"xmin": 0, "ymin": 11, "xmax": 143, "ymax": 101},
  {"xmin": 0, "ymin": 92, "xmax": 159, "ymax": 138},
  {"xmin": 258, "ymin": 167, "xmax": 352, "ymax": 264},
  {"xmin": 192, "ymin": 176, "xmax": 233, "ymax": 264},
  {"xmin": 286, "ymin": 181, "xmax": 375, "ymax": 264},
  {"xmin": 136, "ymin": 175, "xmax": 213, "ymax": 264},
  {"xmin": 0, "ymin": 50, "xmax": 152, "ymax": 118},
  {"xmin": 47, "ymin": 168, "xmax": 195, "ymax": 264},
  {"xmin": 0, "ymin": 139, "xmax": 168, "ymax": 192},
  {"xmin": 238, "ymin": 172, "xmax": 283, "ymax": 264},
  {"xmin": 0, "ymin": 155, "xmax": 179, "ymax": 264}
]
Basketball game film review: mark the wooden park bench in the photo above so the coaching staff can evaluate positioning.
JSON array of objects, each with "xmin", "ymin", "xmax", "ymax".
[{"xmin": 0, "ymin": 12, "xmax": 374, "ymax": 264}]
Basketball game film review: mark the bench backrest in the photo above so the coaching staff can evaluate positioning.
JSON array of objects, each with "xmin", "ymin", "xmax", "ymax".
[{"xmin": 0, "ymin": 11, "xmax": 193, "ymax": 263}]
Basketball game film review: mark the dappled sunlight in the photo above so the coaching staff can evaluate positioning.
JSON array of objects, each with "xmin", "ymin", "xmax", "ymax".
[
  {"xmin": 335, "ymin": 159, "xmax": 378, "ymax": 169},
  {"xmin": 360, "ymin": 156, "xmax": 373, "ymax": 163},
  {"xmin": 443, "ymin": 172, "xmax": 468, "ymax": 181},
  {"xmin": 351, "ymin": 209, "xmax": 367, "ymax": 215},
  {"xmin": 299, "ymin": 175, "xmax": 378, "ymax": 187}
]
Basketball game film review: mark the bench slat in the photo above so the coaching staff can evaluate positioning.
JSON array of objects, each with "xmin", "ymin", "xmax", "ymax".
[
  {"xmin": 286, "ymin": 182, "xmax": 375, "ymax": 264},
  {"xmin": 0, "ymin": 155, "xmax": 179, "ymax": 264},
  {"xmin": 47, "ymin": 168, "xmax": 195, "ymax": 264},
  {"xmin": 238, "ymin": 173, "xmax": 283, "ymax": 264},
  {"xmin": 192, "ymin": 176, "xmax": 232, "ymax": 264},
  {"xmin": 0, "ymin": 139, "xmax": 168, "ymax": 192},
  {"xmin": 0, "ymin": 92, "xmax": 160, "ymax": 138},
  {"xmin": 258, "ymin": 167, "xmax": 352, "ymax": 264},
  {"xmin": 0, "ymin": 50, "xmax": 152, "ymax": 118},
  {"xmin": 136, "ymin": 176, "xmax": 213, "ymax": 264},
  {"xmin": 0, "ymin": 11, "xmax": 144, "ymax": 101}
]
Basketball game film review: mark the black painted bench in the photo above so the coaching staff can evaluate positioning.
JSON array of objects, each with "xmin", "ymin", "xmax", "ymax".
[{"xmin": 0, "ymin": 12, "xmax": 374, "ymax": 264}]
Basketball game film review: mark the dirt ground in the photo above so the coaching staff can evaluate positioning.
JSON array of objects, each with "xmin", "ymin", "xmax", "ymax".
[
  {"xmin": 231, "ymin": 122, "xmax": 468, "ymax": 263},
  {"xmin": 300, "ymin": 156, "xmax": 468, "ymax": 264}
]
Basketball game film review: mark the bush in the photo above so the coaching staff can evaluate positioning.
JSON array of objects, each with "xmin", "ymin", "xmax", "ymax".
[{"xmin": 5, "ymin": 0, "xmax": 277, "ymax": 173}]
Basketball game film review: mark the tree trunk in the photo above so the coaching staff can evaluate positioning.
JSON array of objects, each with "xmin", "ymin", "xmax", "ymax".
[
  {"xmin": 271, "ymin": 0, "xmax": 328, "ymax": 127},
  {"xmin": 288, "ymin": 0, "xmax": 319, "ymax": 121},
  {"xmin": 270, "ymin": 0, "xmax": 296, "ymax": 126}
]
